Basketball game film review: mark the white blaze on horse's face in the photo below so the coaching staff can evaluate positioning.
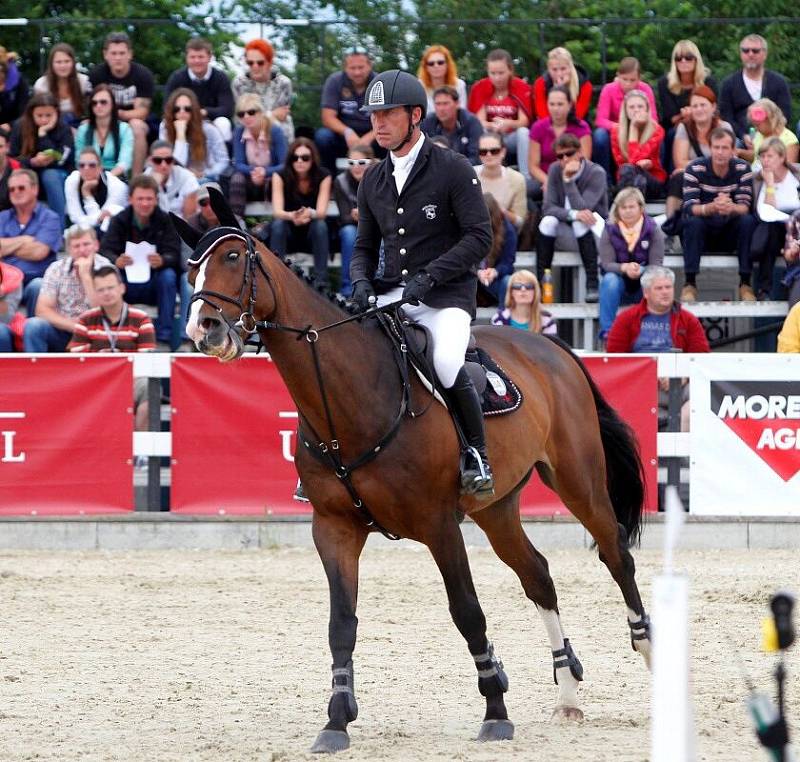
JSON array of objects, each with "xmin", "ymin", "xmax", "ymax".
[{"xmin": 186, "ymin": 258, "xmax": 208, "ymax": 343}]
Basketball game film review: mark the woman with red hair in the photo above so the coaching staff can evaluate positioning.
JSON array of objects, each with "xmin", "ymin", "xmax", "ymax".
[
  {"xmin": 416, "ymin": 45, "xmax": 467, "ymax": 114},
  {"xmin": 232, "ymin": 38, "xmax": 294, "ymax": 142}
]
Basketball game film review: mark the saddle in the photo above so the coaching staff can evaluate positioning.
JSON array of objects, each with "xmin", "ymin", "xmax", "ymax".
[{"xmin": 386, "ymin": 312, "xmax": 523, "ymax": 417}]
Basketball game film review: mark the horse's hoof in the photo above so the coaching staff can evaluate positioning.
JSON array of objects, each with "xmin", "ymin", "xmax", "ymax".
[
  {"xmin": 477, "ymin": 719, "xmax": 515, "ymax": 741},
  {"xmin": 552, "ymin": 705, "xmax": 585, "ymax": 722},
  {"xmin": 310, "ymin": 730, "xmax": 350, "ymax": 753}
]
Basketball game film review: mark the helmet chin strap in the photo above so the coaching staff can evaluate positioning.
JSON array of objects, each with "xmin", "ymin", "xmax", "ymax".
[{"xmin": 388, "ymin": 107, "xmax": 418, "ymax": 153}]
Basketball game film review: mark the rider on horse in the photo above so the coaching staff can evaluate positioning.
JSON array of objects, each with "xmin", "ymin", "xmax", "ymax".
[{"xmin": 351, "ymin": 70, "xmax": 495, "ymax": 497}]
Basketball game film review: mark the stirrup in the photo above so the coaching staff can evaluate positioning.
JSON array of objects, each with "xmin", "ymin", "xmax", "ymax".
[
  {"xmin": 293, "ymin": 479, "xmax": 310, "ymax": 503},
  {"xmin": 460, "ymin": 446, "xmax": 495, "ymax": 497}
]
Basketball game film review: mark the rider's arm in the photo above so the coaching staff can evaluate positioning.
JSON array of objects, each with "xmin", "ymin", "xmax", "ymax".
[{"xmin": 349, "ymin": 177, "xmax": 381, "ymax": 285}]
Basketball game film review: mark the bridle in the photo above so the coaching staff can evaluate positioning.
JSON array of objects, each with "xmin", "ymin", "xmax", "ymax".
[
  {"xmin": 187, "ymin": 226, "xmax": 276, "ymax": 337},
  {"xmin": 187, "ymin": 227, "xmax": 416, "ymax": 540}
]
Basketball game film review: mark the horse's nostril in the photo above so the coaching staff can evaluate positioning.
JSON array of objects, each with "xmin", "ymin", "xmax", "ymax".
[{"xmin": 201, "ymin": 316, "xmax": 221, "ymax": 332}]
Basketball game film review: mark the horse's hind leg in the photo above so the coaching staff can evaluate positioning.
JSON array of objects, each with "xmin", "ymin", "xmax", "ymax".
[
  {"xmin": 473, "ymin": 492, "xmax": 585, "ymax": 721},
  {"xmin": 542, "ymin": 456, "xmax": 652, "ymax": 668},
  {"xmin": 423, "ymin": 513, "xmax": 514, "ymax": 742},
  {"xmin": 309, "ymin": 512, "xmax": 369, "ymax": 753}
]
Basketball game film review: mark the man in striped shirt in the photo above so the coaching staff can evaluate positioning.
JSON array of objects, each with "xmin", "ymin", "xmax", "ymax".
[
  {"xmin": 68, "ymin": 265, "xmax": 155, "ymax": 429},
  {"xmin": 680, "ymin": 126, "xmax": 756, "ymax": 303}
]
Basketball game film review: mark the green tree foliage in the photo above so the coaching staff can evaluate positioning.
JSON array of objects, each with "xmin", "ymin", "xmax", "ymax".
[{"xmin": 7, "ymin": 0, "xmax": 800, "ymax": 129}]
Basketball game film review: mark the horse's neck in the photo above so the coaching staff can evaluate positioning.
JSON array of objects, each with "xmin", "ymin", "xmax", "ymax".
[{"xmin": 264, "ymin": 271, "xmax": 396, "ymax": 440}]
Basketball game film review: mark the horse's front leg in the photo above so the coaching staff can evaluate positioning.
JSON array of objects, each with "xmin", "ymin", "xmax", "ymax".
[
  {"xmin": 424, "ymin": 515, "xmax": 514, "ymax": 742},
  {"xmin": 310, "ymin": 510, "xmax": 369, "ymax": 754}
]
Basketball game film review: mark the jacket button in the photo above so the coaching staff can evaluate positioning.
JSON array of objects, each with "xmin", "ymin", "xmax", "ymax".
[
  {"xmin": 399, "ymin": 248, "xmax": 407, "ymax": 255},
  {"xmin": 401, "ymin": 269, "xmax": 409, "ymax": 276},
  {"xmin": 398, "ymin": 227, "xmax": 405, "ymax": 235},
  {"xmin": 397, "ymin": 207, "xmax": 404, "ymax": 214}
]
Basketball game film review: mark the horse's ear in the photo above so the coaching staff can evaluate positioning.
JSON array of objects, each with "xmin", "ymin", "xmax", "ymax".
[
  {"xmin": 208, "ymin": 185, "xmax": 240, "ymax": 229},
  {"xmin": 170, "ymin": 213, "xmax": 202, "ymax": 249}
]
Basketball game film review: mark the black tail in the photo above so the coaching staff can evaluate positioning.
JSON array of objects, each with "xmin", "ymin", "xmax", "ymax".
[{"xmin": 544, "ymin": 336, "xmax": 645, "ymax": 546}]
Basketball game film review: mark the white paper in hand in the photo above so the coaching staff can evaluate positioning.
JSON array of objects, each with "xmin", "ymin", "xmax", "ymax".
[
  {"xmin": 124, "ymin": 240, "xmax": 154, "ymax": 284},
  {"xmin": 757, "ymin": 201, "xmax": 790, "ymax": 223}
]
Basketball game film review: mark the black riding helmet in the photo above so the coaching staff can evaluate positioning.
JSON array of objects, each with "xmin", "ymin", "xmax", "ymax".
[{"xmin": 361, "ymin": 70, "xmax": 427, "ymax": 152}]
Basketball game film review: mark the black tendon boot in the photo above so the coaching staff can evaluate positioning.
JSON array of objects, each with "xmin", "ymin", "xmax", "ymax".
[
  {"xmin": 577, "ymin": 232, "xmax": 599, "ymax": 303},
  {"xmin": 444, "ymin": 367, "xmax": 494, "ymax": 497},
  {"xmin": 536, "ymin": 233, "xmax": 556, "ymax": 283}
]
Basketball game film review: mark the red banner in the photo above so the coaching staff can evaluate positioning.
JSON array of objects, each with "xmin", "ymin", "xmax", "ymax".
[
  {"xmin": 171, "ymin": 356, "xmax": 303, "ymax": 515},
  {"xmin": 519, "ymin": 355, "xmax": 659, "ymax": 515},
  {"xmin": 0, "ymin": 356, "xmax": 134, "ymax": 514},
  {"xmin": 170, "ymin": 354, "xmax": 657, "ymax": 516}
]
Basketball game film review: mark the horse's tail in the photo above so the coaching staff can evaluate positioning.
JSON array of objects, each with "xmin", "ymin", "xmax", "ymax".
[{"xmin": 544, "ymin": 335, "xmax": 645, "ymax": 546}]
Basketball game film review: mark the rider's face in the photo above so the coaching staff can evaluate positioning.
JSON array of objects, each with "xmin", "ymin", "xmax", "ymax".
[{"xmin": 371, "ymin": 106, "xmax": 414, "ymax": 150}]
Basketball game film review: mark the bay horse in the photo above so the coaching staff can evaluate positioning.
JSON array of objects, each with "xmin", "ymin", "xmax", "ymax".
[{"xmin": 173, "ymin": 189, "xmax": 652, "ymax": 753}]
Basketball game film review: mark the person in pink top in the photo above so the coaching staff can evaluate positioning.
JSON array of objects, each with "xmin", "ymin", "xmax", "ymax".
[
  {"xmin": 593, "ymin": 57, "xmax": 659, "ymax": 181},
  {"xmin": 611, "ymin": 90, "xmax": 666, "ymax": 198}
]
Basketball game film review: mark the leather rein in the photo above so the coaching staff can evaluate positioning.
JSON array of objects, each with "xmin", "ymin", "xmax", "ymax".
[{"xmin": 187, "ymin": 227, "xmax": 414, "ymax": 540}]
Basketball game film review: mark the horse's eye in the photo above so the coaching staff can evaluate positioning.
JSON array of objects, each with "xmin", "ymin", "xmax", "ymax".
[{"xmin": 226, "ymin": 250, "xmax": 240, "ymax": 262}]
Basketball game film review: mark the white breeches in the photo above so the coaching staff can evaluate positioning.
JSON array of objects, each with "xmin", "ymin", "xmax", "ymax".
[
  {"xmin": 378, "ymin": 286, "xmax": 471, "ymax": 388},
  {"xmin": 539, "ymin": 214, "xmax": 591, "ymax": 241}
]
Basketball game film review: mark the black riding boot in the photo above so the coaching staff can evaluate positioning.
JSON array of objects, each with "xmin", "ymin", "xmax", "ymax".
[
  {"xmin": 444, "ymin": 367, "xmax": 494, "ymax": 497},
  {"xmin": 536, "ymin": 233, "xmax": 556, "ymax": 283},
  {"xmin": 577, "ymin": 232, "xmax": 599, "ymax": 303}
]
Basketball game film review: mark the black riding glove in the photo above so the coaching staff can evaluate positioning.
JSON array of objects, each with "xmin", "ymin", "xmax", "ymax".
[
  {"xmin": 352, "ymin": 279, "xmax": 377, "ymax": 313},
  {"xmin": 402, "ymin": 271, "xmax": 436, "ymax": 305}
]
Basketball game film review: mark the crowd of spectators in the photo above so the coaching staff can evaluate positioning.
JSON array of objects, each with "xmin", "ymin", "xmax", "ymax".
[{"xmin": 1, "ymin": 28, "xmax": 800, "ymax": 358}]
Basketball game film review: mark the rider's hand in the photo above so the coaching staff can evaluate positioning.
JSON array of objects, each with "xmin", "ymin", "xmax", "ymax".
[
  {"xmin": 402, "ymin": 271, "xmax": 435, "ymax": 305},
  {"xmin": 351, "ymin": 279, "xmax": 376, "ymax": 313}
]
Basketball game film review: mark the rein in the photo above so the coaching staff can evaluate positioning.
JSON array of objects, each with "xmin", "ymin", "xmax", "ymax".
[{"xmin": 188, "ymin": 228, "xmax": 415, "ymax": 540}]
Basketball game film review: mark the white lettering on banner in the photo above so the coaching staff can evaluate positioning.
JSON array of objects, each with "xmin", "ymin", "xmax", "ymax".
[
  {"xmin": 280, "ymin": 430, "xmax": 296, "ymax": 462},
  {"xmin": 1, "ymin": 431, "xmax": 25, "ymax": 463},
  {"xmin": 716, "ymin": 395, "xmax": 800, "ymax": 420},
  {"xmin": 756, "ymin": 428, "xmax": 800, "ymax": 451},
  {"xmin": 278, "ymin": 410, "xmax": 298, "ymax": 463}
]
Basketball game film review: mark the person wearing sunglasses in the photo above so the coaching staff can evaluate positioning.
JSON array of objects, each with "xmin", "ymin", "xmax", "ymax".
[
  {"xmin": 75, "ymin": 84, "xmax": 134, "ymax": 179},
  {"xmin": 232, "ymin": 39, "xmax": 294, "ymax": 145},
  {"xmin": 656, "ymin": 40, "xmax": 717, "ymax": 173},
  {"xmin": 491, "ymin": 269, "xmax": 556, "ymax": 335},
  {"xmin": 64, "ymin": 146, "xmax": 129, "ymax": 233},
  {"xmin": 88, "ymin": 32, "xmax": 154, "ymax": 176},
  {"xmin": 719, "ymin": 34, "xmax": 792, "ymax": 143},
  {"xmin": 473, "ymin": 133, "xmax": 526, "ymax": 230},
  {"xmin": 416, "ymin": 44, "xmax": 467, "ymax": 114},
  {"xmin": 144, "ymin": 140, "xmax": 199, "ymax": 219},
  {"xmin": 159, "ymin": 88, "xmax": 229, "ymax": 185},
  {"xmin": 420, "ymin": 85, "xmax": 482, "ymax": 165},
  {"xmin": 230, "ymin": 93, "xmax": 287, "ymax": 217},
  {"xmin": 164, "ymin": 37, "xmax": 234, "ymax": 143},
  {"xmin": 352, "ymin": 70, "xmax": 495, "ymax": 496},
  {"xmin": 537, "ymin": 133, "xmax": 608, "ymax": 302},
  {"xmin": 270, "ymin": 137, "xmax": 332, "ymax": 288},
  {"xmin": 316, "ymin": 49, "xmax": 379, "ymax": 174},
  {"xmin": 332, "ymin": 144, "xmax": 375, "ymax": 296}
]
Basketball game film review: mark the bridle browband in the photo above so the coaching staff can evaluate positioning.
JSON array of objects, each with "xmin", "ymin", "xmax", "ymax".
[{"xmin": 187, "ymin": 227, "xmax": 415, "ymax": 540}]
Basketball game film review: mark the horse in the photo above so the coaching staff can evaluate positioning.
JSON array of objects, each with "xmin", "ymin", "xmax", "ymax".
[{"xmin": 172, "ymin": 188, "xmax": 652, "ymax": 753}]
